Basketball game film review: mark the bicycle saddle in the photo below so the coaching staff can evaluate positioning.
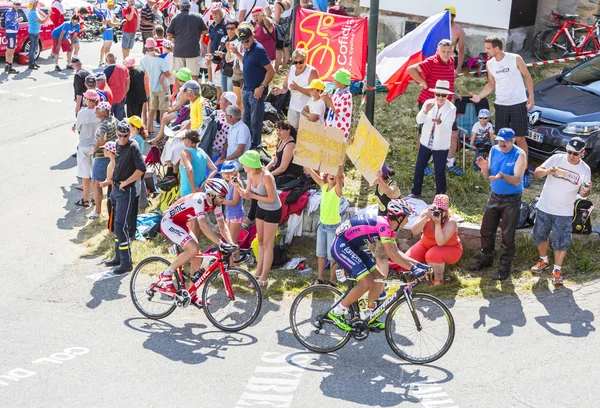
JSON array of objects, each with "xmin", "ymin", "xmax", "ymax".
[{"xmin": 565, "ymin": 14, "xmax": 579, "ymax": 19}]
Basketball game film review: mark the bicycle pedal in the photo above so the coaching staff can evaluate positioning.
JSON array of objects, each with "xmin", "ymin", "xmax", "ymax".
[{"xmin": 368, "ymin": 327, "xmax": 383, "ymax": 333}]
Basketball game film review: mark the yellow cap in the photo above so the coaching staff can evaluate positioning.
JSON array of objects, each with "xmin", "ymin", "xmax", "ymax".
[
  {"xmin": 126, "ymin": 115, "xmax": 143, "ymax": 129},
  {"xmin": 309, "ymin": 79, "xmax": 325, "ymax": 91},
  {"xmin": 444, "ymin": 5, "xmax": 456, "ymax": 15},
  {"xmin": 107, "ymin": 0, "xmax": 115, "ymax": 5}
]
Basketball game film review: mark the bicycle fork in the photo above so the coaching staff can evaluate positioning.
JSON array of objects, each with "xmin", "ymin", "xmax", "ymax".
[{"xmin": 403, "ymin": 289, "xmax": 423, "ymax": 331}]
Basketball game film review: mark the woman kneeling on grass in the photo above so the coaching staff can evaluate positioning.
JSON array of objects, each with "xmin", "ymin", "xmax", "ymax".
[
  {"xmin": 407, "ymin": 194, "xmax": 462, "ymax": 286},
  {"xmin": 234, "ymin": 150, "xmax": 282, "ymax": 289}
]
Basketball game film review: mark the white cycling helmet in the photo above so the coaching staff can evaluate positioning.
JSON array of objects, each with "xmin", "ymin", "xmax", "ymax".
[{"xmin": 204, "ymin": 178, "xmax": 230, "ymax": 197}]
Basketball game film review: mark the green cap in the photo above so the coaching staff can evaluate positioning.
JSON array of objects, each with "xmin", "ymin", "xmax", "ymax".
[
  {"xmin": 239, "ymin": 150, "xmax": 263, "ymax": 169},
  {"xmin": 332, "ymin": 68, "xmax": 351, "ymax": 86},
  {"xmin": 173, "ymin": 67, "xmax": 192, "ymax": 82}
]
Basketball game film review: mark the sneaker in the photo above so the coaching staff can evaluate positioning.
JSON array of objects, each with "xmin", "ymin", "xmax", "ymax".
[
  {"xmin": 158, "ymin": 271, "xmax": 176, "ymax": 294},
  {"xmin": 523, "ymin": 172, "xmax": 531, "ymax": 188},
  {"xmin": 28, "ymin": 65, "xmax": 38, "ymax": 70},
  {"xmin": 65, "ymin": 64, "xmax": 73, "ymax": 70},
  {"xmin": 86, "ymin": 210, "xmax": 99, "ymax": 219},
  {"xmin": 424, "ymin": 165, "xmax": 433, "ymax": 176},
  {"xmin": 447, "ymin": 165, "xmax": 464, "ymax": 175},
  {"xmin": 552, "ymin": 270, "xmax": 563, "ymax": 285},
  {"xmin": 368, "ymin": 319, "xmax": 385, "ymax": 330},
  {"xmin": 34, "ymin": 63, "xmax": 41, "ymax": 68},
  {"xmin": 54, "ymin": 65, "xmax": 61, "ymax": 72},
  {"xmin": 7, "ymin": 67, "xmax": 18, "ymax": 74},
  {"xmin": 3, "ymin": 65, "xmax": 8, "ymax": 73},
  {"xmin": 379, "ymin": 283, "xmax": 389, "ymax": 300},
  {"xmin": 327, "ymin": 310, "xmax": 351, "ymax": 331},
  {"xmin": 531, "ymin": 258, "xmax": 550, "ymax": 274}
]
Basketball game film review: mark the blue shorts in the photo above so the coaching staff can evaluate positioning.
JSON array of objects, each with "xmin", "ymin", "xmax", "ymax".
[
  {"xmin": 316, "ymin": 223, "xmax": 339, "ymax": 260},
  {"xmin": 92, "ymin": 157, "xmax": 110, "ymax": 181},
  {"xmin": 532, "ymin": 209, "xmax": 572, "ymax": 251},
  {"xmin": 6, "ymin": 32, "xmax": 17, "ymax": 50},
  {"xmin": 102, "ymin": 29, "xmax": 114, "ymax": 42},
  {"xmin": 331, "ymin": 236, "xmax": 376, "ymax": 280},
  {"xmin": 121, "ymin": 31, "xmax": 135, "ymax": 49}
]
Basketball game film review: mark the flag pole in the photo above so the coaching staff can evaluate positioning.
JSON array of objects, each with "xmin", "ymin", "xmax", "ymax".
[{"xmin": 365, "ymin": 0, "xmax": 380, "ymax": 125}]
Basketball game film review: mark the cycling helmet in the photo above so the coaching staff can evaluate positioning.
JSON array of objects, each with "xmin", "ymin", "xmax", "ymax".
[
  {"xmin": 387, "ymin": 199, "xmax": 414, "ymax": 218},
  {"xmin": 117, "ymin": 120, "xmax": 130, "ymax": 133},
  {"xmin": 204, "ymin": 178, "xmax": 230, "ymax": 196}
]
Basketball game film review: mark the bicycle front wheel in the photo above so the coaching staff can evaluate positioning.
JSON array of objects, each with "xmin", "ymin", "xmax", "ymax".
[
  {"xmin": 289, "ymin": 285, "xmax": 351, "ymax": 354},
  {"xmin": 130, "ymin": 256, "xmax": 177, "ymax": 320},
  {"xmin": 202, "ymin": 267, "xmax": 262, "ymax": 332},
  {"xmin": 385, "ymin": 293, "xmax": 455, "ymax": 364},
  {"xmin": 538, "ymin": 28, "xmax": 571, "ymax": 61}
]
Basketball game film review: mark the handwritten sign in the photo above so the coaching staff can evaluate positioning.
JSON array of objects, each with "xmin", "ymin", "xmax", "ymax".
[
  {"xmin": 348, "ymin": 113, "xmax": 390, "ymax": 185},
  {"xmin": 293, "ymin": 119, "xmax": 346, "ymax": 174}
]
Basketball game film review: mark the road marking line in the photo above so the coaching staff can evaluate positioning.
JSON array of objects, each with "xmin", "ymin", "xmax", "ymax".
[
  {"xmin": 86, "ymin": 270, "xmax": 119, "ymax": 281},
  {"xmin": 26, "ymin": 81, "xmax": 70, "ymax": 90},
  {"xmin": 39, "ymin": 96, "xmax": 63, "ymax": 103},
  {"xmin": 0, "ymin": 89, "xmax": 9, "ymax": 94},
  {"xmin": 13, "ymin": 92, "xmax": 32, "ymax": 98}
]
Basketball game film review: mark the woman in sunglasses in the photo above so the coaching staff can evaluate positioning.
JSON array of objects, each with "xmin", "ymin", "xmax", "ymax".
[{"xmin": 410, "ymin": 79, "xmax": 457, "ymax": 198}]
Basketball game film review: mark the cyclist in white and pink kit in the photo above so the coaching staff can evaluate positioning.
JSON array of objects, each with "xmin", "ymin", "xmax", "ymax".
[
  {"xmin": 329, "ymin": 199, "xmax": 431, "ymax": 330},
  {"xmin": 159, "ymin": 178, "xmax": 234, "ymax": 306}
]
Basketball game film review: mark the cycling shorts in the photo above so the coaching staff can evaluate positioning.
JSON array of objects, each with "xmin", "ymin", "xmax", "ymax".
[
  {"xmin": 103, "ymin": 28, "xmax": 114, "ymax": 42},
  {"xmin": 161, "ymin": 217, "xmax": 194, "ymax": 248},
  {"xmin": 331, "ymin": 236, "xmax": 376, "ymax": 281}
]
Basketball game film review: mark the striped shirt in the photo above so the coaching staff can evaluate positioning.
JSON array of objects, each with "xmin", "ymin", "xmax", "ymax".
[
  {"xmin": 417, "ymin": 54, "xmax": 455, "ymax": 103},
  {"xmin": 139, "ymin": 4, "xmax": 155, "ymax": 32}
]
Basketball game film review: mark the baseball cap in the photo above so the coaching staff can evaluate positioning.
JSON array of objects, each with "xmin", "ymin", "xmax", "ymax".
[
  {"xmin": 126, "ymin": 115, "xmax": 143, "ymax": 129},
  {"xmin": 220, "ymin": 161, "xmax": 237, "ymax": 173},
  {"xmin": 566, "ymin": 137, "xmax": 586, "ymax": 152},
  {"xmin": 173, "ymin": 67, "xmax": 192, "ymax": 82},
  {"xmin": 478, "ymin": 109, "xmax": 491, "ymax": 118},
  {"xmin": 13, "ymin": 0, "xmax": 22, "ymax": 4},
  {"xmin": 182, "ymin": 80, "xmax": 201, "ymax": 91},
  {"xmin": 211, "ymin": 2, "xmax": 223, "ymax": 10},
  {"xmin": 237, "ymin": 26, "xmax": 253, "ymax": 41},
  {"xmin": 101, "ymin": 141, "xmax": 117, "ymax": 154},
  {"xmin": 252, "ymin": 7, "xmax": 263, "ymax": 14},
  {"xmin": 97, "ymin": 101, "xmax": 112, "ymax": 112},
  {"xmin": 145, "ymin": 37, "xmax": 157, "ymax": 49},
  {"xmin": 85, "ymin": 75, "xmax": 97, "ymax": 85},
  {"xmin": 179, "ymin": 0, "xmax": 191, "ymax": 7},
  {"xmin": 495, "ymin": 128, "xmax": 516, "ymax": 142},
  {"xmin": 381, "ymin": 164, "xmax": 391, "ymax": 178},
  {"xmin": 444, "ymin": 5, "xmax": 456, "ymax": 15},
  {"xmin": 107, "ymin": 0, "xmax": 114, "ymax": 5},
  {"xmin": 163, "ymin": 39, "xmax": 173, "ymax": 49},
  {"xmin": 333, "ymin": 68, "xmax": 351, "ymax": 86},
  {"xmin": 222, "ymin": 91, "xmax": 237, "ymax": 106},
  {"xmin": 95, "ymin": 72, "xmax": 107, "ymax": 81},
  {"xmin": 309, "ymin": 79, "xmax": 325, "ymax": 91}
]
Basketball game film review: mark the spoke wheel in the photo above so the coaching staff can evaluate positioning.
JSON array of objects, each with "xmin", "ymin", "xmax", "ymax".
[
  {"xmin": 289, "ymin": 285, "xmax": 351, "ymax": 353},
  {"xmin": 202, "ymin": 267, "xmax": 262, "ymax": 332},
  {"xmin": 385, "ymin": 293, "xmax": 455, "ymax": 364},
  {"xmin": 537, "ymin": 29, "xmax": 572, "ymax": 61},
  {"xmin": 130, "ymin": 256, "xmax": 177, "ymax": 319}
]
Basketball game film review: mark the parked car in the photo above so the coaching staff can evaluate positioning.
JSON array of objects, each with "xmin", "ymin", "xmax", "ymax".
[
  {"xmin": 527, "ymin": 55, "xmax": 600, "ymax": 168},
  {"xmin": 0, "ymin": 3, "xmax": 53, "ymax": 61}
]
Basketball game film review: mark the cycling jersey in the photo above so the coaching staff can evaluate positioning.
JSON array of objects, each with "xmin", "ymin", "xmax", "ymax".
[
  {"xmin": 335, "ymin": 214, "xmax": 396, "ymax": 248},
  {"xmin": 161, "ymin": 192, "xmax": 223, "ymax": 247}
]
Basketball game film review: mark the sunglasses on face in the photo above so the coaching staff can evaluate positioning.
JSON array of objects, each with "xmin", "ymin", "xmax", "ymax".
[
  {"xmin": 242, "ymin": 39, "xmax": 252, "ymax": 44},
  {"xmin": 435, "ymin": 93, "xmax": 448, "ymax": 98},
  {"xmin": 567, "ymin": 151, "xmax": 581, "ymax": 156},
  {"xmin": 226, "ymin": 27, "xmax": 236, "ymax": 30},
  {"xmin": 439, "ymin": 40, "xmax": 453, "ymax": 46},
  {"xmin": 117, "ymin": 133, "xmax": 130, "ymax": 138},
  {"xmin": 292, "ymin": 60, "xmax": 305, "ymax": 65}
]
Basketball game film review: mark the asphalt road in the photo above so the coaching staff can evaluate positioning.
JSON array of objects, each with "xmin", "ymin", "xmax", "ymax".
[{"xmin": 0, "ymin": 41, "xmax": 599, "ymax": 408}]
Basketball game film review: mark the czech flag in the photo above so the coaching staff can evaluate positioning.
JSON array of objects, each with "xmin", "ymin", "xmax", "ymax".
[{"xmin": 376, "ymin": 11, "xmax": 452, "ymax": 103}]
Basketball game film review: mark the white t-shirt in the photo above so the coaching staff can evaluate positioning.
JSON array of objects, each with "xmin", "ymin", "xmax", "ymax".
[
  {"xmin": 537, "ymin": 153, "xmax": 591, "ymax": 216},
  {"xmin": 307, "ymin": 98, "xmax": 326, "ymax": 124},
  {"xmin": 238, "ymin": 0, "xmax": 269, "ymax": 21},
  {"xmin": 486, "ymin": 52, "xmax": 527, "ymax": 106},
  {"xmin": 226, "ymin": 120, "xmax": 251, "ymax": 159},
  {"xmin": 471, "ymin": 121, "xmax": 494, "ymax": 142}
]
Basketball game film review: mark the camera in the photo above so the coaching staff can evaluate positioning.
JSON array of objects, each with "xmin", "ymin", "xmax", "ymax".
[{"xmin": 433, "ymin": 209, "xmax": 441, "ymax": 217}]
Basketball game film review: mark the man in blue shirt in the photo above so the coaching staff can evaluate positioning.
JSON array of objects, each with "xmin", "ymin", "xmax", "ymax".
[
  {"xmin": 233, "ymin": 25, "xmax": 275, "ymax": 149},
  {"xmin": 27, "ymin": 0, "xmax": 50, "ymax": 70},
  {"xmin": 207, "ymin": 3, "xmax": 227, "ymax": 97},
  {"xmin": 469, "ymin": 128, "xmax": 526, "ymax": 280},
  {"xmin": 3, "ymin": 0, "xmax": 23, "ymax": 74},
  {"xmin": 51, "ymin": 16, "xmax": 81, "ymax": 71}
]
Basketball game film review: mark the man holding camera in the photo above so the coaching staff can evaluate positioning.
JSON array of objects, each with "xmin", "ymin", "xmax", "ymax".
[
  {"xmin": 470, "ymin": 128, "xmax": 526, "ymax": 280},
  {"xmin": 530, "ymin": 137, "xmax": 592, "ymax": 285}
]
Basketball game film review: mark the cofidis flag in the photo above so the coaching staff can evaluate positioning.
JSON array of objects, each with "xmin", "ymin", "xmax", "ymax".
[
  {"xmin": 294, "ymin": 8, "xmax": 368, "ymax": 82},
  {"xmin": 376, "ymin": 11, "xmax": 452, "ymax": 103}
]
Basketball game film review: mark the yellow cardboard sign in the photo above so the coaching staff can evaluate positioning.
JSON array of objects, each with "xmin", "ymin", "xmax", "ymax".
[
  {"xmin": 293, "ymin": 119, "xmax": 346, "ymax": 174},
  {"xmin": 348, "ymin": 113, "xmax": 390, "ymax": 185}
]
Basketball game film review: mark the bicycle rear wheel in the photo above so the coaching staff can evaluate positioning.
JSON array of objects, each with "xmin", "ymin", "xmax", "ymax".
[
  {"xmin": 202, "ymin": 267, "xmax": 262, "ymax": 332},
  {"xmin": 537, "ymin": 28, "xmax": 572, "ymax": 61},
  {"xmin": 130, "ymin": 256, "xmax": 177, "ymax": 319},
  {"xmin": 289, "ymin": 285, "xmax": 351, "ymax": 354},
  {"xmin": 385, "ymin": 293, "xmax": 455, "ymax": 364}
]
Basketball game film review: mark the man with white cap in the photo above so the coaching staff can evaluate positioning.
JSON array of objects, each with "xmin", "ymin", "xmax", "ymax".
[
  {"xmin": 530, "ymin": 137, "xmax": 592, "ymax": 285},
  {"xmin": 470, "ymin": 127, "xmax": 527, "ymax": 280},
  {"xmin": 410, "ymin": 79, "xmax": 456, "ymax": 199}
]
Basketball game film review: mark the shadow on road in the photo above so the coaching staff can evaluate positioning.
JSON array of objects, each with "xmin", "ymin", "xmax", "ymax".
[
  {"xmin": 532, "ymin": 278, "xmax": 595, "ymax": 337},
  {"xmin": 50, "ymin": 155, "xmax": 77, "ymax": 171},
  {"xmin": 124, "ymin": 318, "xmax": 258, "ymax": 364},
  {"xmin": 86, "ymin": 271, "xmax": 127, "ymax": 309},
  {"xmin": 57, "ymin": 183, "xmax": 93, "ymax": 230},
  {"xmin": 473, "ymin": 279, "xmax": 526, "ymax": 336}
]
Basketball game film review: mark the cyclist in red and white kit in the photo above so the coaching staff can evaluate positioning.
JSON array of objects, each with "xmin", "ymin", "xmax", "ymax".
[{"xmin": 159, "ymin": 178, "xmax": 234, "ymax": 304}]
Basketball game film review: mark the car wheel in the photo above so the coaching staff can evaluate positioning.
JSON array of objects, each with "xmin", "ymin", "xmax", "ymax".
[{"xmin": 21, "ymin": 39, "xmax": 41, "ymax": 61}]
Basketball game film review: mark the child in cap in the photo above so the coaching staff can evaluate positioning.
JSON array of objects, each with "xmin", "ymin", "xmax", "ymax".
[
  {"xmin": 221, "ymin": 160, "xmax": 246, "ymax": 265},
  {"xmin": 323, "ymin": 68, "xmax": 353, "ymax": 141},
  {"xmin": 161, "ymin": 40, "xmax": 174, "ymax": 90},
  {"xmin": 301, "ymin": 79, "xmax": 327, "ymax": 124},
  {"xmin": 471, "ymin": 108, "xmax": 495, "ymax": 169},
  {"xmin": 74, "ymin": 90, "xmax": 102, "ymax": 208},
  {"xmin": 99, "ymin": 141, "xmax": 117, "ymax": 235}
]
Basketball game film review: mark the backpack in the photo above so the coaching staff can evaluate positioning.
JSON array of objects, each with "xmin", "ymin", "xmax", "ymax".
[
  {"xmin": 572, "ymin": 198, "xmax": 593, "ymax": 234},
  {"xmin": 159, "ymin": 185, "xmax": 180, "ymax": 212},
  {"xmin": 516, "ymin": 201, "xmax": 531, "ymax": 229},
  {"xmin": 272, "ymin": 244, "xmax": 289, "ymax": 267},
  {"xmin": 527, "ymin": 196, "xmax": 540, "ymax": 226},
  {"xmin": 198, "ymin": 107, "xmax": 221, "ymax": 158}
]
